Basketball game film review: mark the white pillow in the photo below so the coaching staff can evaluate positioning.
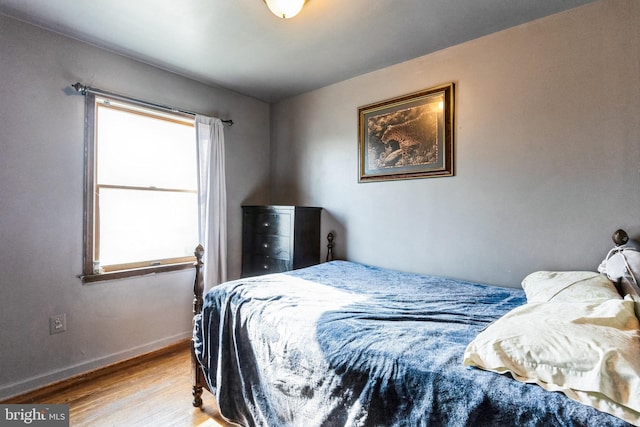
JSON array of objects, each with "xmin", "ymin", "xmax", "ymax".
[
  {"xmin": 464, "ymin": 298, "xmax": 640, "ymax": 426},
  {"xmin": 521, "ymin": 271, "xmax": 620, "ymax": 303}
]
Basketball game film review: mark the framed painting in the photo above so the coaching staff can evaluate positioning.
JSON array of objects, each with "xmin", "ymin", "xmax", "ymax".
[{"xmin": 358, "ymin": 83, "xmax": 454, "ymax": 182}]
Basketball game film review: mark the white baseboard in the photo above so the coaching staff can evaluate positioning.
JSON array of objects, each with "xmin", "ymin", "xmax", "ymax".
[{"xmin": 0, "ymin": 331, "xmax": 191, "ymax": 401}]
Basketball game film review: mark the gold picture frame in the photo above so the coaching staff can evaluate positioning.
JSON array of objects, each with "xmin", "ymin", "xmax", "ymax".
[{"xmin": 358, "ymin": 83, "xmax": 454, "ymax": 182}]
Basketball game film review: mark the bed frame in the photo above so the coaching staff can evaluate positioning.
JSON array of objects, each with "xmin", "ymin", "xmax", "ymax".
[
  {"xmin": 191, "ymin": 233, "xmax": 336, "ymax": 407},
  {"xmin": 191, "ymin": 243, "xmax": 207, "ymax": 407},
  {"xmin": 189, "ymin": 229, "xmax": 629, "ymax": 409}
]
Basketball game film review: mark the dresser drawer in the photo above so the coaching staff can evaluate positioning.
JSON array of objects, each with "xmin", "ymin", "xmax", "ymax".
[
  {"xmin": 251, "ymin": 235, "xmax": 291, "ymax": 258},
  {"xmin": 247, "ymin": 211, "xmax": 292, "ymax": 236},
  {"xmin": 243, "ymin": 255, "xmax": 291, "ymax": 276}
]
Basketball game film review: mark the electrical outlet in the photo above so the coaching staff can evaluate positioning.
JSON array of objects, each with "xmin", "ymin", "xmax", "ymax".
[{"xmin": 49, "ymin": 313, "xmax": 67, "ymax": 335}]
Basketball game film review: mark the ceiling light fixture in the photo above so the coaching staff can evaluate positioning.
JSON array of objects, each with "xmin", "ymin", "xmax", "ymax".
[{"xmin": 264, "ymin": 0, "xmax": 306, "ymax": 19}]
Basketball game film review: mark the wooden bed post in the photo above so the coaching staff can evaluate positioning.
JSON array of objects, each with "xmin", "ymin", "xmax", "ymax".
[
  {"xmin": 612, "ymin": 229, "xmax": 629, "ymax": 246},
  {"xmin": 191, "ymin": 244, "xmax": 205, "ymax": 407},
  {"xmin": 326, "ymin": 232, "xmax": 334, "ymax": 262}
]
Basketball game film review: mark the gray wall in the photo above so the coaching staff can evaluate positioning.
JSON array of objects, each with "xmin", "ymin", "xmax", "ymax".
[
  {"xmin": 270, "ymin": 0, "xmax": 640, "ymax": 287},
  {"xmin": 0, "ymin": 16, "xmax": 270, "ymax": 399}
]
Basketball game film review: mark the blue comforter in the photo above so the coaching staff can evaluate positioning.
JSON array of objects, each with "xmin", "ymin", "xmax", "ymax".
[{"xmin": 194, "ymin": 261, "xmax": 631, "ymax": 426}]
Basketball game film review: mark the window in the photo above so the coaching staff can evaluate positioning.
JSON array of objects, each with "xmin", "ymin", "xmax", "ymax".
[{"xmin": 83, "ymin": 95, "xmax": 198, "ymax": 282}]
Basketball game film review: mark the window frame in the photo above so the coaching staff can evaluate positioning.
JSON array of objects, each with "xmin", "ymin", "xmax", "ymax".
[{"xmin": 82, "ymin": 93, "xmax": 197, "ymax": 284}]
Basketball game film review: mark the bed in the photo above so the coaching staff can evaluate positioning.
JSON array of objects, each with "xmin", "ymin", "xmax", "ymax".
[{"xmin": 190, "ymin": 234, "xmax": 640, "ymax": 426}]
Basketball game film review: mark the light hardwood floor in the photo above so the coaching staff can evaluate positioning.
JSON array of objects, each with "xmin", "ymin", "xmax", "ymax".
[{"xmin": 3, "ymin": 341, "xmax": 233, "ymax": 427}]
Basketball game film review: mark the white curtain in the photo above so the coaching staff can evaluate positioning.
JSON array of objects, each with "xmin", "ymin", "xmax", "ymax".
[{"xmin": 195, "ymin": 115, "xmax": 227, "ymax": 292}]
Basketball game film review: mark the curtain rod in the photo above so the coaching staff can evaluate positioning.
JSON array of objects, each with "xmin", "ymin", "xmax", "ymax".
[{"xmin": 71, "ymin": 82, "xmax": 234, "ymax": 127}]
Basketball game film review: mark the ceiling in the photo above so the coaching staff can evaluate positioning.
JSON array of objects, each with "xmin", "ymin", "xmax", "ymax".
[{"xmin": 0, "ymin": 0, "xmax": 598, "ymax": 103}]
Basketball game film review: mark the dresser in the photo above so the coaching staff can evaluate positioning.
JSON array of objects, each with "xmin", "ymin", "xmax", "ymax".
[{"xmin": 241, "ymin": 206, "xmax": 322, "ymax": 278}]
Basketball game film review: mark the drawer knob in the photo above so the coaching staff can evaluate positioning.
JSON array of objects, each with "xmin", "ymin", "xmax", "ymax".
[
  {"xmin": 263, "ymin": 264, "xmax": 270, "ymax": 270},
  {"xmin": 262, "ymin": 242, "xmax": 269, "ymax": 248},
  {"xmin": 263, "ymin": 222, "xmax": 270, "ymax": 227}
]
